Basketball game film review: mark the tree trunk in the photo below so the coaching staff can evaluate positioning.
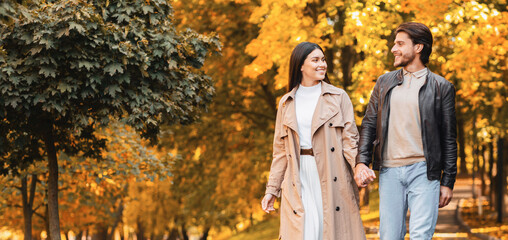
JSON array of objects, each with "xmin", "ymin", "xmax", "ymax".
[
  {"xmin": 200, "ymin": 227, "xmax": 209, "ymax": 240},
  {"xmin": 107, "ymin": 200, "xmax": 124, "ymax": 240},
  {"xmin": 43, "ymin": 127, "xmax": 62, "ymax": 240},
  {"xmin": 363, "ymin": 187, "xmax": 370, "ymax": 207},
  {"xmin": 136, "ymin": 219, "xmax": 145, "ymax": 240},
  {"xmin": 45, "ymin": 204, "xmax": 51, "ymax": 240},
  {"xmin": 93, "ymin": 226, "xmax": 108, "ymax": 240},
  {"xmin": 324, "ymin": 47, "xmax": 335, "ymax": 80},
  {"xmin": 21, "ymin": 174, "xmax": 37, "ymax": 240},
  {"xmin": 250, "ymin": 212, "xmax": 254, "ymax": 230},
  {"xmin": 167, "ymin": 228, "xmax": 178, "ymax": 240},
  {"xmin": 457, "ymin": 116, "xmax": 468, "ymax": 176},
  {"xmin": 489, "ymin": 141, "xmax": 495, "ymax": 207},
  {"xmin": 480, "ymin": 145, "xmax": 486, "ymax": 196},
  {"xmin": 496, "ymin": 137, "xmax": 506, "ymax": 223},
  {"xmin": 472, "ymin": 117, "xmax": 478, "ymax": 199},
  {"xmin": 75, "ymin": 232, "xmax": 83, "ymax": 240},
  {"xmin": 181, "ymin": 224, "xmax": 189, "ymax": 240},
  {"xmin": 339, "ymin": 45, "xmax": 357, "ymax": 91}
]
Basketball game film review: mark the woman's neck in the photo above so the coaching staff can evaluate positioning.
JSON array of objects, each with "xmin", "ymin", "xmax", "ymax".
[{"xmin": 301, "ymin": 79, "xmax": 321, "ymax": 87}]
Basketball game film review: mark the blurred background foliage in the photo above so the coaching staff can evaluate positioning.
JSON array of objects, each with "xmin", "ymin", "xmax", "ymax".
[{"xmin": 0, "ymin": 0, "xmax": 507, "ymax": 239}]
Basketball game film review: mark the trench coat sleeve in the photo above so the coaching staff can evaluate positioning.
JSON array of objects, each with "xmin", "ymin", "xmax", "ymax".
[
  {"xmin": 356, "ymin": 77, "xmax": 381, "ymax": 167},
  {"xmin": 439, "ymin": 81, "xmax": 458, "ymax": 189},
  {"xmin": 340, "ymin": 92, "xmax": 360, "ymax": 169},
  {"xmin": 265, "ymin": 100, "xmax": 288, "ymax": 198}
]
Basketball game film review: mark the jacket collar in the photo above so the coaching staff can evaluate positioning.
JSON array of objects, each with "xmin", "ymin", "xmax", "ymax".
[
  {"xmin": 280, "ymin": 81, "xmax": 343, "ymax": 138},
  {"xmin": 280, "ymin": 81, "xmax": 342, "ymax": 105},
  {"xmin": 403, "ymin": 67, "xmax": 428, "ymax": 79},
  {"xmin": 395, "ymin": 68, "xmax": 432, "ymax": 84}
]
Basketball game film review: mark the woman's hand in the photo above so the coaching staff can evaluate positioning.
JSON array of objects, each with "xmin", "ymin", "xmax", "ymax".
[{"xmin": 261, "ymin": 193, "xmax": 276, "ymax": 213}]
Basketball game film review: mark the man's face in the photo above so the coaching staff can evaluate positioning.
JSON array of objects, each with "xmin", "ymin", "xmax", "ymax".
[{"xmin": 391, "ymin": 32, "xmax": 420, "ymax": 67}]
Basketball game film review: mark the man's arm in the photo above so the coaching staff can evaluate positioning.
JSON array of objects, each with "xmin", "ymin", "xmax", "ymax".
[
  {"xmin": 440, "ymin": 81, "xmax": 458, "ymax": 190},
  {"xmin": 356, "ymin": 78, "xmax": 381, "ymax": 167},
  {"xmin": 355, "ymin": 77, "xmax": 382, "ymax": 187}
]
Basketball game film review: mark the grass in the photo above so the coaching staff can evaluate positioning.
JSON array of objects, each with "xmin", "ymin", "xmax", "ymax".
[{"xmin": 227, "ymin": 217, "xmax": 280, "ymax": 240}]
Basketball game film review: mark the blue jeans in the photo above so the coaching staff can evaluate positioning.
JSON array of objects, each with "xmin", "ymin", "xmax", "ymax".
[{"xmin": 379, "ymin": 161, "xmax": 440, "ymax": 240}]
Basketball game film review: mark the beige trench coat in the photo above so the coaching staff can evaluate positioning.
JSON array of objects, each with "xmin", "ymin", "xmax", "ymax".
[{"xmin": 266, "ymin": 82, "xmax": 366, "ymax": 240}]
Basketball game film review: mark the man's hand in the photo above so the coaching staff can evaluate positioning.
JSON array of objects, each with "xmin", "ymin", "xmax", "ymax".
[
  {"xmin": 354, "ymin": 163, "xmax": 376, "ymax": 188},
  {"xmin": 261, "ymin": 193, "xmax": 276, "ymax": 213},
  {"xmin": 439, "ymin": 186, "xmax": 453, "ymax": 208}
]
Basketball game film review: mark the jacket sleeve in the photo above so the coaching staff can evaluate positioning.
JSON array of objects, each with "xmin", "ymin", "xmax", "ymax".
[
  {"xmin": 439, "ymin": 81, "xmax": 458, "ymax": 189},
  {"xmin": 340, "ymin": 92, "xmax": 360, "ymax": 169},
  {"xmin": 356, "ymin": 78, "xmax": 381, "ymax": 167},
  {"xmin": 265, "ymin": 100, "xmax": 288, "ymax": 197}
]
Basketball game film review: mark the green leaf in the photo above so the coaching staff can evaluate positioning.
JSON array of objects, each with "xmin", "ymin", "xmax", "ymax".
[
  {"xmin": 6, "ymin": 97, "xmax": 20, "ymax": 108},
  {"xmin": 104, "ymin": 63, "xmax": 124, "ymax": 76},
  {"xmin": 33, "ymin": 94, "xmax": 46, "ymax": 104},
  {"xmin": 117, "ymin": 14, "xmax": 130, "ymax": 23},
  {"xmin": 2, "ymin": 66, "xmax": 14, "ymax": 76},
  {"xmin": 56, "ymin": 27, "xmax": 70, "ymax": 38},
  {"xmin": 142, "ymin": 5, "xmax": 154, "ymax": 14},
  {"xmin": 168, "ymin": 60, "xmax": 177, "ymax": 69},
  {"xmin": 29, "ymin": 46, "xmax": 43, "ymax": 56},
  {"xmin": 69, "ymin": 22, "xmax": 85, "ymax": 34},
  {"xmin": 57, "ymin": 82, "xmax": 72, "ymax": 93},
  {"xmin": 39, "ymin": 66, "xmax": 56, "ymax": 78},
  {"xmin": 106, "ymin": 85, "xmax": 121, "ymax": 97},
  {"xmin": 78, "ymin": 61, "xmax": 94, "ymax": 71}
]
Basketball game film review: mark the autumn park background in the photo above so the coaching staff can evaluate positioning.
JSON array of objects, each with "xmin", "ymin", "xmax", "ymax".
[{"xmin": 0, "ymin": 0, "xmax": 506, "ymax": 239}]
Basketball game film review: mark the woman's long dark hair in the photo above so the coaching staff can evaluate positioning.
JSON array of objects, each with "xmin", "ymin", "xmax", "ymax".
[{"xmin": 288, "ymin": 42, "xmax": 330, "ymax": 92}]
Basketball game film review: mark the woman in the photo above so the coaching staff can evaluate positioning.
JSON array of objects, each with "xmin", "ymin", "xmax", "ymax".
[{"xmin": 261, "ymin": 42, "xmax": 366, "ymax": 240}]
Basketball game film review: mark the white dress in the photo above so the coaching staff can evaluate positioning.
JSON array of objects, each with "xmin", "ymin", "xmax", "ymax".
[{"xmin": 295, "ymin": 82, "xmax": 324, "ymax": 240}]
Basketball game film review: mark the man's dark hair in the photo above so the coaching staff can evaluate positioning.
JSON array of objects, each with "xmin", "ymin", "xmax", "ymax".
[{"xmin": 395, "ymin": 22, "xmax": 433, "ymax": 65}]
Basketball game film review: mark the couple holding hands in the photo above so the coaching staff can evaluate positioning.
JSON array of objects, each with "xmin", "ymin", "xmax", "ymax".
[{"xmin": 261, "ymin": 22, "xmax": 457, "ymax": 240}]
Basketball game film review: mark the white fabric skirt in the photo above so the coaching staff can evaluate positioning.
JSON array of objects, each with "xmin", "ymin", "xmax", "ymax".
[{"xmin": 299, "ymin": 155, "xmax": 323, "ymax": 240}]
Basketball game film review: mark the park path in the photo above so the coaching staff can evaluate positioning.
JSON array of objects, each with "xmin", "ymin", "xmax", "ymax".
[{"xmin": 366, "ymin": 178, "xmax": 481, "ymax": 240}]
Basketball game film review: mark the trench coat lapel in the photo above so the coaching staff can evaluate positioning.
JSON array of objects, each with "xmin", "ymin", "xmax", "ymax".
[
  {"xmin": 311, "ymin": 82, "xmax": 341, "ymax": 138},
  {"xmin": 281, "ymin": 87, "xmax": 299, "ymax": 134},
  {"xmin": 281, "ymin": 82, "xmax": 342, "ymax": 139}
]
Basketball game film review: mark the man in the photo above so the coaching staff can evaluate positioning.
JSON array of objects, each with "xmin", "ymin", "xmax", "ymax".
[{"xmin": 354, "ymin": 22, "xmax": 457, "ymax": 240}]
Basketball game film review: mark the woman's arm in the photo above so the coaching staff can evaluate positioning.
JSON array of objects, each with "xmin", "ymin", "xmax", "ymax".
[{"xmin": 265, "ymin": 99, "xmax": 289, "ymax": 198}]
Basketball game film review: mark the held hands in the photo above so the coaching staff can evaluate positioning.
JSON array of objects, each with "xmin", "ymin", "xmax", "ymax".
[
  {"xmin": 261, "ymin": 193, "xmax": 276, "ymax": 213},
  {"xmin": 354, "ymin": 163, "xmax": 376, "ymax": 188}
]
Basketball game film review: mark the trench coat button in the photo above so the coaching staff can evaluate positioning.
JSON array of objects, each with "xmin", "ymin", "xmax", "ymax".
[
  {"xmin": 336, "ymin": 206, "xmax": 340, "ymax": 211},
  {"xmin": 293, "ymin": 210, "xmax": 297, "ymax": 215},
  {"xmin": 329, "ymin": 122, "xmax": 333, "ymax": 127},
  {"xmin": 331, "ymin": 147, "xmax": 335, "ymax": 152},
  {"xmin": 333, "ymin": 177, "xmax": 337, "ymax": 182}
]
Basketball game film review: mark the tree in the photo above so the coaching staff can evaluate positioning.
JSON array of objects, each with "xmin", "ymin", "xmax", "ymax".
[
  {"xmin": 0, "ymin": 121, "xmax": 173, "ymax": 239},
  {"xmin": 0, "ymin": 0, "xmax": 219, "ymax": 238},
  {"xmin": 167, "ymin": 0, "xmax": 278, "ymax": 235}
]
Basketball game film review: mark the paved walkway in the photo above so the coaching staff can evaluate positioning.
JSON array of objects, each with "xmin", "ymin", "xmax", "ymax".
[{"xmin": 366, "ymin": 178, "xmax": 481, "ymax": 240}]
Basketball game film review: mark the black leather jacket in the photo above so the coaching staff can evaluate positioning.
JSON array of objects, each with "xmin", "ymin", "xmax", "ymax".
[{"xmin": 357, "ymin": 68, "xmax": 458, "ymax": 189}]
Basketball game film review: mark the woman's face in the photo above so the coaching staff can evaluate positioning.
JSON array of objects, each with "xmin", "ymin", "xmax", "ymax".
[{"xmin": 301, "ymin": 49, "xmax": 327, "ymax": 82}]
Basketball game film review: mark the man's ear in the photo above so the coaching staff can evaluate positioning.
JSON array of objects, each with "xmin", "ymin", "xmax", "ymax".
[{"xmin": 415, "ymin": 44, "xmax": 423, "ymax": 53}]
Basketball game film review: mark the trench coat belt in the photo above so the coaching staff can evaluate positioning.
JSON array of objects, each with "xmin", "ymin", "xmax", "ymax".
[{"xmin": 300, "ymin": 148, "xmax": 314, "ymax": 156}]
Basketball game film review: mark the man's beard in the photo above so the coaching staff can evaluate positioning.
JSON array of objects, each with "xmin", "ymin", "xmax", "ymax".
[{"xmin": 394, "ymin": 52, "xmax": 416, "ymax": 67}]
